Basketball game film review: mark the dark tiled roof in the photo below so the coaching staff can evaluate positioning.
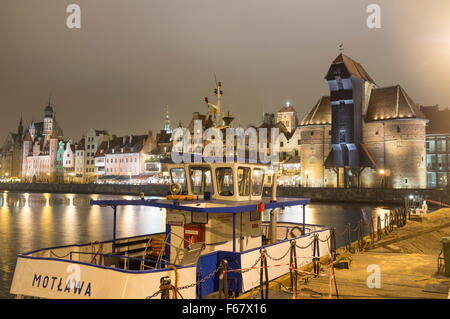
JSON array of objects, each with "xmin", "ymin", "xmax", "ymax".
[
  {"xmin": 300, "ymin": 96, "xmax": 331, "ymax": 126},
  {"xmin": 94, "ymin": 141, "xmax": 108, "ymax": 157},
  {"xmin": 105, "ymin": 135, "xmax": 148, "ymax": 154},
  {"xmin": 331, "ymin": 54, "xmax": 375, "ymax": 83},
  {"xmin": 365, "ymin": 85, "xmax": 427, "ymax": 122},
  {"xmin": 420, "ymin": 105, "xmax": 450, "ymax": 134}
]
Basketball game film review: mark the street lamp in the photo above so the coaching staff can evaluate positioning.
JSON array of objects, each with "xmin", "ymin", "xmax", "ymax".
[
  {"xmin": 378, "ymin": 169, "xmax": 386, "ymax": 188},
  {"xmin": 305, "ymin": 170, "xmax": 309, "ymax": 188}
]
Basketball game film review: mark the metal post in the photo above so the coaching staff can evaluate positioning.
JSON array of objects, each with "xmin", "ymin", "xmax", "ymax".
[
  {"xmin": 112, "ymin": 205, "xmax": 117, "ymax": 253},
  {"xmin": 302, "ymin": 205, "xmax": 306, "ymax": 234},
  {"xmin": 269, "ymin": 209, "xmax": 277, "ymax": 245}
]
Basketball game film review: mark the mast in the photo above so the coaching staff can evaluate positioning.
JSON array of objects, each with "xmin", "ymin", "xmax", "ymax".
[{"xmin": 204, "ymin": 81, "xmax": 223, "ymax": 128}]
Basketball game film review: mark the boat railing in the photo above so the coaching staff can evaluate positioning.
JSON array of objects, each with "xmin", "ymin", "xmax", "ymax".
[
  {"xmin": 261, "ymin": 221, "xmax": 328, "ymax": 242},
  {"xmin": 67, "ymin": 251, "xmax": 173, "ymax": 270}
]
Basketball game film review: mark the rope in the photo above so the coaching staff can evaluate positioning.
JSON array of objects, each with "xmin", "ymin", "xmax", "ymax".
[
  {"xmin": 89, "ymin": 241, "xmax": 103, "ymax": 264},
  {"xmin": 49, "ymin": 250, "xmax": 72, "ymax": 259}
]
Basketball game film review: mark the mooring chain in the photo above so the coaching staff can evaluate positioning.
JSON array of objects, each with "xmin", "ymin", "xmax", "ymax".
[
  {"xmin": 295, "ymin": 239, "xmax": 315, "ymax": 250},
  {"xmin": 240, "ymin": 255, "xmax": 262, "ymax": 274},
  {"xmin": 317, "ymin": 235, "xmax": 331, "ymax": 243},
  {"xmin": 146, "ymin": 266, "xmax": 222, "ymax": 298},
  {"xmin": 265, "ymin": 246, "xmax": 291, "ymax": 261},
  {"xmin": 177, "ymin": 266, "xmax": 222, "ymax": 290}
]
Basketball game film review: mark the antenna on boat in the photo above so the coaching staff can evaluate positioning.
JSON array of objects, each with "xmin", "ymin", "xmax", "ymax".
[{"xmin": 204, "ymin": 77, "xmax": 223, "ymax": 128}]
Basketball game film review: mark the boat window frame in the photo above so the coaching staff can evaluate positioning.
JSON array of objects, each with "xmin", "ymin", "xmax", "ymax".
[
  {"xmin": 237, "ymin": 166, "xmax": 251, "ymax": 196},
  {"xmin": 215, "ymin": 166, "xmax": 235, "ymax": 196},
  {"xmin": 188, "ymin": 165, "xmax": 214, "ymax": 195},
  {"xmin": 169, "ymin": 167, "xmax": 188, "ymax": 194},
  {"xmin": 251, "ymin": 168, "xmax": 265, "ymax": 196}
]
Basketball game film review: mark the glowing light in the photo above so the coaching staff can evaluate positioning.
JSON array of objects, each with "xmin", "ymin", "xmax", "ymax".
[
  {"xmin": 378, "ymin": 169, "xmax": 385, "ymax": 175},
  {"xmin": 24, "ymin": 193, "xmax": 30, "ymax": 208},
  {"xmin": 2, "ymin": 191, "xmax": 8, "ymax": 208},
  {"xmin": 44, "ymin": 193, "xmax": 50, "ymax": 207},
  {"xmin": 286, "ymin": 101, "xmax": 291, "ymax": 107},
  {"xmin": 66, "ymin": 194, "xmax": 74, "ymax": 207}
]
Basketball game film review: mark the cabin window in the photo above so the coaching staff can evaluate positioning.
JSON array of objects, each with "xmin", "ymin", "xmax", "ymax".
[
  {"xmin": 216, "ymin": 167, "xmax": 234, "ymax": 196},
  {"xmin": 170, "ymin": 168, "xmax": 187, "ymax": 194},
  {"xmin": 237, "ymin": 167, "xmax": 251, "ymax": 196},
  {"xmin": 189, "ymin": 166, "xmax": 213, "ymax": 195},
  {"xmin": 252, "ymin": 168, "xmax": 265, "ymax": 196}
]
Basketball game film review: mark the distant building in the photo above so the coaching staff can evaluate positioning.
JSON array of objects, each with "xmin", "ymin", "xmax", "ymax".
[
  {"xmin": 63, "ymin": 140, "xmax": 75, "ymax": 183},
  {"xmin": 22, "ymin": 102, "xmax": 63, "ymax": 183},
  {"xmin": 81, "ymin": 128, "xmax": 109, "ymax": 183},
  {"xmin": 94, "ymin": 140, "xmax": 109, "ymax": 179},
  {"xmin": 74, "ymin": 138, "xmax": 85, "ymax": 183},
  {"xmin": 276, "ymin": 102, "xmax": 298, "ymax": 134},
  {"xmin": 0, "ymin": 117, "xmax": 24, "ymax": 179},
  {"xmin": 420, "ymin": 105, "xmax": 450, "ymax": 188},
  {"xmin": 104, "ymin": 132, "xmax": 157, "ymax": 178},
  {"xmin": 299, "ymin": 53, "xmax": 428, "ymax": 189}
]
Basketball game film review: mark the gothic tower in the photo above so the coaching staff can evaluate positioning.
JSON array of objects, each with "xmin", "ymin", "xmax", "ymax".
[{"xmin": 323, "ymin": 53, "xmax": 377, "ymax": 187}]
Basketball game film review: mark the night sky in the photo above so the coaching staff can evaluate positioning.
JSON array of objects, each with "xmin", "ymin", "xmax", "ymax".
[{"xmin": 1, "ymin": 0, "xmax": 449, "ymax": 142}]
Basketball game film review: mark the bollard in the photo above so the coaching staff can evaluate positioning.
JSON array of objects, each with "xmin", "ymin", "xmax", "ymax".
[
  {"xmin": 160, "ymin": 276, "xmax": 171, "ymax": 299},
  {"xmin": 312, "ymin": 234, "xmax": 320, "ymax": 277},
  {"xmin": 369, "ymin": 218, "xmax": 375, "ymax": 245},
  {"xmin": 259, "ymin": 249, "xmax": 269, "ymax": 299},
  {"xmin": 330, "ymin": 227, "xmax": 337, "ymax": 260},
  {"xmin": 345, "ymin": 223, "xmax": 351, "ymax": 252},
  {"xmin": 289, "ymin": 240, "xmax": 298, "ymax": 294},
  {"xmin": 218, "ymin": 259, "xmax": 229, "ymax": 299},
  {"xmin": 377, "ymin": 216, "xmax": 382, "ymax": 240},
  {"xmin": 357, "ymin": 219, "xmax": 363, "ymax": 252}
]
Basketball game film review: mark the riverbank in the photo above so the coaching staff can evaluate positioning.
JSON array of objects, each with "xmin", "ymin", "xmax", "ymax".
[
  {"xmin": 240, "ymin": 208, "xmax": 450, "ymax": 299},
  {"xmin": 0, "ymin": 182, "xmax": 448, "ymax": 204}
]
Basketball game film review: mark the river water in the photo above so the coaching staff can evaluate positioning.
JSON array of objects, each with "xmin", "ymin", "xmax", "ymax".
[{"xmin": 0, "ymin": 191, "xmax": 396, "ymax": 298}]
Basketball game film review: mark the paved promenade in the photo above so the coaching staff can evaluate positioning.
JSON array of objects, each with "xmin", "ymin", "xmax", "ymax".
[{"xmin": 241, "ymin": 208, "xmax": 450, "ymax": 299}]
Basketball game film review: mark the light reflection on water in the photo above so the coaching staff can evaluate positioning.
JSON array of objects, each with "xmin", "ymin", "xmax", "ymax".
[{"xmin": 0, "ymin": 191, "xmax": 395, "ymax": 299}]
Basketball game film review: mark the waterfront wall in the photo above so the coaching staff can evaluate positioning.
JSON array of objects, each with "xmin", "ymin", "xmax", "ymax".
[
  {"xmin": 0, "ymin": 183, "xmax": 169, "ymax": 197},
  {"xmin": 276, "ymin": 186, "xmax": 450, "ymax": 204},
  {"xmin": 0, "ymin": 183, "xmax": 448, "ymax": 204}
]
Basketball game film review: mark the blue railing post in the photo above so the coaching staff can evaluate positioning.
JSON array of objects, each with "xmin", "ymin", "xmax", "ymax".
[{"xmin": 232, "ymin": 213, "xmax": 236, "ymax": 252}]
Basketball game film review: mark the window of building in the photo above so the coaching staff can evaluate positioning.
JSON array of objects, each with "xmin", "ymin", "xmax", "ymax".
[
  {"xmin": 437, "ymin": 137, "xmax": 446, "ymax": 153},
  {"xmin": 438, "ymin": 172, "xmax": 448, "ymax": 188},
  {"xmin": 397, "ymin": 141, "xmax": 402, "ymax": 147},
  {"xmin": 339, "ymin": 129, "xmax": 346, "ymax": 143},
  {"xmin": 310, "ymin": 144, "xmax": 315, "ymax": 151},
  {"xmin": 427, "ymin": 154, "xmax": 436, "ymax": 170},
  {"xmin": 298, "ymin": 139, "xmax": 301, "ymax": 145},
  {"xmin": 280, "ymin": 141, "xmax": 284, "ymax": 147},
  {"xmin": 437, "ymin": 154, "xmax": 446, "ymax": 171},
  {"xmin": 397, "ymin": 125, "xmax": 401, "ymax": 133},
  {"xmin": 404, "ymin": 178, "xmax": 408, "ymax": 184},
  {"xmin": 310, "ymin": 131, "xmax": 314, "ymax": 136}
]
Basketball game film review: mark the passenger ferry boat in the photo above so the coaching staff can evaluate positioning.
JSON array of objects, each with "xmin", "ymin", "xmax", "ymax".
[{"xmin": 10, "ymin": 158, "xmax": 331, "ymax": 299}]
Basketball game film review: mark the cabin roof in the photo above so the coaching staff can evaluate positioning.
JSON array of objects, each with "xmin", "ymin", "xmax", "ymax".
[{"xmin": 90, "ymin": 197, "xmax": 310, "ymax": 213}]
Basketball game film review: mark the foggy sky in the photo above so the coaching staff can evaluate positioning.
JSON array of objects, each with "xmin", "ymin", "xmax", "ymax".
[{"xmin": 1, "ymin": 0, "xmax": 449, "ymax": 142}]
